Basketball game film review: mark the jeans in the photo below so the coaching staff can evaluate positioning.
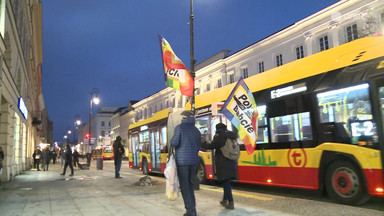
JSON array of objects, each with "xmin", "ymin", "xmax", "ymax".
[
  {"xmin": 222, "ymin": 179, "xmax": 233, "ymax": 202},
  {"xmin": 114, "ymin": 157, "xmax": 122, "ymax": 177},
  {"xmin": 177, "ymin": 165, "xmax": 197, "ymax": 216},
  {"xmin": 63, "ymin": 161, "xmax": 74, "ymax": 175}
]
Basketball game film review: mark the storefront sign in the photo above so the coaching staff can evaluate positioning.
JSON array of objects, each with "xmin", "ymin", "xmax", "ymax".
[{"xmin": 18, "ymin": 98, "xmax": 28, "ymax": 120}]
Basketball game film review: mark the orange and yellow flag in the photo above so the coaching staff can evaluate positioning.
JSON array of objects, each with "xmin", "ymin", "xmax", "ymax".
[{"xmin": 159, "ymin": 35, "xmax": 194, "ymax": 97}]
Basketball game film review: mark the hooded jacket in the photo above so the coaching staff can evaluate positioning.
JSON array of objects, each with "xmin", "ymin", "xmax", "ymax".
[
  {"xmin": 202, "ymin": 129, "xmax": 238, "ymax": 181},
  {"xmin": 171, "ymin": 116, "xmax": 201, "ymax": 166}
]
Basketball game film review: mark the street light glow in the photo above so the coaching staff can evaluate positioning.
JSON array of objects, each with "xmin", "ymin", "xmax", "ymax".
[{"xmin": 93, "ymin": 97, "xmax": 100, "ymax": 105}]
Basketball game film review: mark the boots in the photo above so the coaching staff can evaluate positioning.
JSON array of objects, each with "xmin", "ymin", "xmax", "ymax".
[
  {"xmin": 225, "ymin": 202, "xmax": 234, "ymax": 210},
  {"xmin": 219, "ymin": 200, "xmax": 228, "ymax": 207}
]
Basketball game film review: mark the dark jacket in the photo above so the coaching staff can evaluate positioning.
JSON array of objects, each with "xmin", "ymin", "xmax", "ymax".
[
  {"xmin": 65, "ymin": 148, "xmax": 73, "ymax": 163},
  {"xmin": 42, "ymin": 149, "xmax": 51, "ymax": 164},
  {"xmin": 171, "ymin": 116, "xmax": 201, "ymax": 166},
  {"xmin": 113, "ymin": 139, "xmax": 125, "ymax": 159},
  {"xmin": 33, "ymin": 149, "xmax": 42, "ymax": 161},
  {"xmin": 202, "ymin": 129, "xmax": 238, "ymax": 181}
]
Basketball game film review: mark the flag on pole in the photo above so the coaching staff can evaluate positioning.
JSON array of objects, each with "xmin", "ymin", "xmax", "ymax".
[
  {"xmin": 159, "ymin": 35, "xmax": 194, "ymax": 97},
  {"xmin": 221, "ymin": 77, "xmax": 258, "ymax": 154}
]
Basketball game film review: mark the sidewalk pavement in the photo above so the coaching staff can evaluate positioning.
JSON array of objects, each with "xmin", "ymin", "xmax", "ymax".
[{"xmin": 0, "ymin": 159, "xmax": 295, "ymax": 216}]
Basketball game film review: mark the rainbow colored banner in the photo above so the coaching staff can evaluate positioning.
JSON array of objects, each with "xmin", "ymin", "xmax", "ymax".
[
  {"xmin": 221, "ymin": 77, "xmax": 258, "ymax": 154},
  {"xmin": 159, "ymin": 35, "xmax": 194, "ymax": 97}
]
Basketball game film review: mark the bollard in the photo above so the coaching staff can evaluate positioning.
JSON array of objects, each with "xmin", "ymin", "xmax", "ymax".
[{"xmin": 96, "ymin": 157, "xmax": 103, "ymax": 170}]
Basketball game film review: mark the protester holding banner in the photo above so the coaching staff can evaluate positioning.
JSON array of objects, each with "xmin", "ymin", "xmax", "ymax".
[
  {"xmin": 202, "ymin": 123, "xmax": 238, "ymax": 210},
  {"xmin": 171, "ymin": 110, "xmax": 201, "ymax": 216}
]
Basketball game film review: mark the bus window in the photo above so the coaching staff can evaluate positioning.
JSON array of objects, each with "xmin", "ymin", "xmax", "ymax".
[
  {"xmin": 270, "ymin": 112, "xmax": 312, "ymax": 142},
  {"xmin": 160, "ymin": 127, "xmax": 167, "ymax": 153},
  {"xmin": 317, "ymin": 83, "xmax": 378, "ymax": 146},
  {"xmin": 317, "ymin": 83, "xmax": 372, "ymax": 124},
  {"xmin": 196, "ymin": 115, "xmax": 210, "ymax": 141}
]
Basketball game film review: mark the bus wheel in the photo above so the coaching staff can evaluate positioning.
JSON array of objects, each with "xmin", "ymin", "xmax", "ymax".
[
  {"xmin": 142, "ymin": 159, "xmax": 149, "ymax": 175},
  {"xmin": 197, "ymin": 161, "xmax": 206, "ymax": 184},
  {"xmin": 325, "ymin": 160, "xmax": 369, "ymax": 205}
]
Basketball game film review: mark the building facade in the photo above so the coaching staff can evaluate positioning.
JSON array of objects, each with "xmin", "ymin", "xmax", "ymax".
[
  {"xmin": 130, "ymin": 0, "xmax": 384, "ymax": 125},
  {"xmin": 0, "ymin": 0, "xmax": 51, "ymax": 183}
]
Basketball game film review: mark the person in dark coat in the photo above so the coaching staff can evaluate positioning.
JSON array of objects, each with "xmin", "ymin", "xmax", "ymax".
[
  {"xmin": 42, "ymin": 147, "xmax": 51, "ymax": 171},
  {"xmin": 113, "ymin": 136, "xmax": 125, "ymax": 178},
  {"xmin": 60, "ymin": 144, "xmax": 74, "ymax": 176},
  {"xmin": 201, "ymin": 123, "xmax": 238, "ymax": 210},
  {"xmin": 171, "ymin": 110, "xmax": 201, "ymax": 216},
  {"xmin": 33, "ymin": 147, "xmax": 42, "ymax": 171},
  {"xmin": 73, "ymin": 149, "xmax": 80, "ymax": 168},
  {"xmin": 51, "ymin": 149, "xmax": 57, "ymax": 164}
]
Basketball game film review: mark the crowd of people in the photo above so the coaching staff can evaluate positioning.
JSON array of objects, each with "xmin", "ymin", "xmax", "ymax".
[{"xmin": 28, "ymin": 109, "xmax": 237, "ymax": 216}]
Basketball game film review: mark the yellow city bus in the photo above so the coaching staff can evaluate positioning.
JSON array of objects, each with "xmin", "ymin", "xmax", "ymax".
[{"xmin": 129, "ymin": 36, "xmax": 384, "ymax": 205}]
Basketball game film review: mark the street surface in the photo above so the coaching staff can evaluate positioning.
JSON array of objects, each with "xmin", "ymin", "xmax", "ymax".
[{"xmin": 0, "ymin": 159, "xmax": 382, "ymax": 216}]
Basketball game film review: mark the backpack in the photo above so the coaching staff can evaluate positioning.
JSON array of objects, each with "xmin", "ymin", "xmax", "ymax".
[{"xmin": 220, "ymin": 138, "xmax": 240, "ymax": 160}]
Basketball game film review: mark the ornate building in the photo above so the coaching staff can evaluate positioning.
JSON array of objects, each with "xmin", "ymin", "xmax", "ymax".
[{"xmin": 0, "ymin": 0, "xmax": 51, "ymax": 182}]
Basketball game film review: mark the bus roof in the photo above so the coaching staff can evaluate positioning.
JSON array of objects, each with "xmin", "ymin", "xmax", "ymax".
[{"xmin": 128, "ymin": 108, "xmax": 169, "ymax": 130}]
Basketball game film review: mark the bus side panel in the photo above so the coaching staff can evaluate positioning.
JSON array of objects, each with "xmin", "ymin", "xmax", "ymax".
[
  {"xmin": 199, "ymin": 152, "xmax": 214, "ymax": 180},
  {"xmin": 237, "ymin": 166, "xmax": 319, "ymax": 189},
  {"xmin": 364, "ymin": 169, "xmax": 384, "ymax": 197}
]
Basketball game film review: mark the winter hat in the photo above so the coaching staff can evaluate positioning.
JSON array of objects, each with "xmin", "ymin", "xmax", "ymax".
[
  {"xmin": 181, "ymin": 110, "xmax": 194, "ymax": 117},
  {"xmin": 216, "ymin": 123, "xmax": 227, "ymax": 130}
]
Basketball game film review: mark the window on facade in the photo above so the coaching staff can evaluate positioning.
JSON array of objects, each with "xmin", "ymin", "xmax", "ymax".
[
  {"xmin": 242, "ymin": 68, "xmax": 248, "ymax": 78},
  {"xmin": 270, "ymin": 112, "xmax": 313, "ymax": 142},
  {"xmin": 381, "ymin": 13, "xmax": 384, "ymax": 33},
  {"xmin": 196, "ymin": 87, "xmax": 200, "ymax": 95},
  {"xmin": 229, "ymin": 73, "xmax": 235, "ymax": 83},
  {"xmin": 206, "ymin": 83, "xmax": 210, "ymax": 92},
  {"xmin": 319, "ymin": 35, "xmax": 329, "ymax": 51},
  {"xmin": 296, "ymin": 45, "xmax": 304, "ymax": 59},
  {"xmin": 217, "ymin": 79, "xmax": 222, "ymax": 88},
  {"xmin": 258, "ymin": 61, "xmax": 264, "ymax": 73},
  {"xmin": 276, "ymin": 54, "xmax": 283, "ymax": 67},
  {"xmin": 346, "ymin": 23, "xmax": 358, "ymax": 42},
  {"xmin": 101, "ymin": 121, "xmax": 105, "ymax": 126},
  {"xmin": 101, "ymin": 130, "xmax": 105, "ymax": 137}
]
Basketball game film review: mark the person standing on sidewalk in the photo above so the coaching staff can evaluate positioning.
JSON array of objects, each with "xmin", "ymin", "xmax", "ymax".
[
  {"xmin": 60, "ymin": 144, "xmax": 74, "ymax": 176},
  {"xmin": 73, "ymin": 149, "xmax": 80, "ymax": 168},
  {"xmin": 171, "ymin": 110, "xmax": 201, "ymax": 216},
  {"xmin": 51, "ymin": 149, "xmax": 57, "ymax": 164},
  {"xmin": 42, "ymin": 147, "xmax": 51, "ymax": 171},
  {"xmin": 33, "ymin": 147, "xmax": 42, "ymax": 171},
  {"xmin": 201, "ymin": 123, "xmax": 238, "ymax": 210},
  {"xmin": 59, "ymin": 148, "xmax": 65, "ymax": 168},
  {"xmin": 113, "ymin": 136, "xmax": 125, "ymax": 178}
]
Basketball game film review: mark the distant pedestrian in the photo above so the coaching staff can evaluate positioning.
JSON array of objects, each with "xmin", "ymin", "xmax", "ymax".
[
  {"xmin": 33, "ymin": 147, "xmax": 42, "ymax": 171},
  {"xmin": 73, "ymin": 149, "xmax": 80, "ymax": 168},
  {"xmin": 51, "ymin": 149, "xmax": 57, "ymax": 164},
  {"xmin": 201, "ymin": 123, "xmax": 238, "ymax": 210},
  {"xmin": 60, "ymin": 144, "xmax": 74, "ymax": 176},
  {"xmin": 42, "ymin": 147, "xmax": 51, "ymax": 171},
  {"xmin": 60, "ymin": 148, "xmax": 65, "ymax": 168},
  {"xmin": 113, "ymin": 136, "xmax": 125, "ymax": 178},
  {"xmin": 171, "ymin": 110, "xmax": 201, "ymax": 216}
]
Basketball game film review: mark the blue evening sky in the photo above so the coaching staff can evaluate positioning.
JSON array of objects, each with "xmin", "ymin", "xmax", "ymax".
[{"xmin": 41, "ymin": 0, "xmax": 339, "ymax": 142}]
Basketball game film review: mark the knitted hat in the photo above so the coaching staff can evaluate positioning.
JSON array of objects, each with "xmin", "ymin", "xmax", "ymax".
[
  {"xmin": 216, "ymin": 123, "xmax": 227, "ymax": 130},
  {"xmin": 181, "ymin": 110, "xmax": 194, "ymax": 117}
]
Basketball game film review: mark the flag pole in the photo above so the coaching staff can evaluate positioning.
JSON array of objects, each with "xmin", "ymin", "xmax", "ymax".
[{"xmin": 190, "ymin": 0, "xmax": 196, "ymax": 113}]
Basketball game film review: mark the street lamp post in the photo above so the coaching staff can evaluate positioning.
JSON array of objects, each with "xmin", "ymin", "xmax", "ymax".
[
  {"xmin": 190, "ymin": 0, "xmax": 196, "ymax": 112},
  {"xmin": 88, "ymin": 88, "xmax": 100, "ymax": 153}
]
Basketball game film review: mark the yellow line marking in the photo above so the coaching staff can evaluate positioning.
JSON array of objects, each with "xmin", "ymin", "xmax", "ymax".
[{"xmin": 201, "ymin": 186, "xmax": 273, "ymax": 201}]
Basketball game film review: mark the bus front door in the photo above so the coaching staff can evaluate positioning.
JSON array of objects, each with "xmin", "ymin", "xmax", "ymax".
[{"xmin": 150, "ymin": 130, "xmax": 161, "ymax": 172}]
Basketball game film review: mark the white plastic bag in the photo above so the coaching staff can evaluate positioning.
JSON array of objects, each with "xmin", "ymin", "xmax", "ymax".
[{"xmin": 164, "ymin": 154, "xmax": 179, "ymax": 200}]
